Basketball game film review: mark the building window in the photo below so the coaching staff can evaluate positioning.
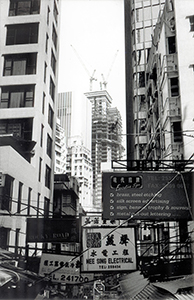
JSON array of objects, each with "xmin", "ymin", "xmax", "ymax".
[
  {"xmin": 47, "ymin": 6, "xmax": 50, "ymax": 25},
  {"xmin": 52, "ymin": 24, "xmax": 57, "ymax": 49},
  {"xmin": 17, "ymin": 182, "xmax": 23, "ymax": 213},
  {"xmin": 15, "ymin": 228, "xmax": 20, "ymax": 255},
  {"xmin": 39, "ymin": 158, "xmax": 42, "ymax": 182},
  {"xmin": 9, "ymin": 0, "xmax": 40, "ymax": 16},
  {"xmin": 51, "ymin": 50, "xmax": 56, "ymax": 75},
  {"xmin": 170, "ymin": 77, "xmax": 179, "ymax": 97},
  {"xmin": 168, "ymin": 36, "xmax": 176, "ymax": 54},
  {"xmin": 3, "ymin": 53, "xmax": 37, "ymax": 76},
  {"xmin": 47, "ymin": 134, "xmax": 52, "ymax": 158},
  {"xmin": 40, "ymin": 124, "xmax": 44, "ymax": 147},
  {"xmin": 173, "ymin": 122, "xmax": 182, "ymax": 142},
  {"xmin": 0, "ymin": 228, "xmax": 10, "ymax": 250},
  {"xmin": 48, "ymin": 105, "xmax": 54, "ymax": 128},
  {"xmin": 53, "ymin": 0, "xmax": 58, "ymax": 24},
  {"xmin": 49, "ymin": 77, "xmax": 55, "ymax": 101},
  {"xmin": 44, "ymin": 62, "xmax": 47, "ymax": 83},
  {"xmin": 37, "ymin": 193, "xmax": 40, "ymax": 216},
  {"xmin": 138, "ymin": 71, "xmax": 145, "ymax": 88},
  {"xmin": 187, "ymin": 15, "xmax": 194, "ymax": 31},
  {"xmin": 45, "ymin": 34, "xmax": 49, "ymax": 53},
  {"xmin": 44, "ymin": 197, "xmax": 50, "ymax": 218},
  {"xmin": 0, "ymin": 118, "xmax": 32, "ymax": 140},
  {"xmin": 1, "ymin": 85, "xmax": 35, "ymax": 108},
  {"xmin": 45, "ymin": 165, "xmax": 51, "ymax": 189},
  {"xmin": 27, "ymin": 187, "xmax": 32, "ymax": 215},
  {"xmin": 6, "ymin": 23, "xmax": 39, "ymax": 45},
  {"xmin": 42, "ymin": 92, "xmax": 45, "ymax": 114},
  {"xmin": 0, "ymin": 175, "xmax": 14, "ymax": 212}
]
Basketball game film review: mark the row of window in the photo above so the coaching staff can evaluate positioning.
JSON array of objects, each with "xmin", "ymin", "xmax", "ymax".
[
  {"xmin": 9, "ymin": 20, "xmax": 56, "ymax": 47},
  {"xmin": 0, "ymin": 175, "xmax": 50, "ymax": 217}
]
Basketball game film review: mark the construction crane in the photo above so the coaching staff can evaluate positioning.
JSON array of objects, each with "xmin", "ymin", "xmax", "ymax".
[
  {"xmin": 100, "ymin": 50, "xmax": 119, "ymax": 90},
  {"xmin": 70, "ymin": 44, "xmax": 97, "ymax": 91}
]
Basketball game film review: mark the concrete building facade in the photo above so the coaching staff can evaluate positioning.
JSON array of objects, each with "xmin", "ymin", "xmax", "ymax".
[
  {"xmin": 0, "ymin": 0, "xmax": 60, "ymax": 255},
  {"xmin": 125, "ymin": 0, "xmax": 165, "ymax": 160}
]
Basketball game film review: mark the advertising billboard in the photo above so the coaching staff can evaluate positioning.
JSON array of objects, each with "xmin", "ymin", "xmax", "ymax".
[
  {"xmin": 26, "ymin": 218, "xmax": 79, "ymax": 242},
  {"xmin": 39, "ymin": 253, "xmax": 93, "ymax": 284},
  {"xmin": 102, "ymin": 171, "xmax": 193, "ymax": 220},
  {"xmin": 82, "ymin": 227, "xmax": 137, "ymax": 272}
]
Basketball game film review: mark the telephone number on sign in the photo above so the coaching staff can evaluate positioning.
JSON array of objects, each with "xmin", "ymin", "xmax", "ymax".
[{"xmin": 51, "ymin": 274, "xmax": 90, "ymax": 283}]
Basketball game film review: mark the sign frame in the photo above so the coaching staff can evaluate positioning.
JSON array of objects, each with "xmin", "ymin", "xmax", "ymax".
[
  {"xmin": 102, "ymin": 171, "xmax": 193, "ymax": 221},
  {"xmin": 81, "ymin": 226, "xmax": 137, "ymax": 273}
]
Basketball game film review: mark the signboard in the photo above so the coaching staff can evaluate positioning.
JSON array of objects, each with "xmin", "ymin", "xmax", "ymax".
[
  {"xmin": 102, "ymin": 171, "xmax": 193, "ymax": 220},
  {"xmin": 26, "ymin": 218, "xmax": 79, "ymax": 242},
  {"xmin": 39, "ymin": 253, "xmax": 93, "ymax": 284},
  {"xmin": 82, "ymin": 227, "xmax": 137, "ymax": 272},
  {"xmin": 82, "ymin": 215, "xmax": 121, "ymax": 227}
]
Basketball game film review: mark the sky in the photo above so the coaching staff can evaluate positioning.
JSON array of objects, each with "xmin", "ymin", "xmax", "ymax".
[{"xmin": 58, "ymin": 0, "xmax": 126, "ymax": 139}]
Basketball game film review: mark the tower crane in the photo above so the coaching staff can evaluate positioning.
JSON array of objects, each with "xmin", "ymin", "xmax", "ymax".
[
  {"xmin": 100, "ymin": 50, "xmax": 119, "ymax": 90},
  {"xmin": 70, "ymin": 44, "xmax": 97, "ymax": 91}
]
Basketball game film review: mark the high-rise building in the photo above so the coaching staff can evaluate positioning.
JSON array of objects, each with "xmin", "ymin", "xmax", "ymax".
[
  {"xmin": 125, "ymin": 0, "xmax": 194, "ymax": 162},
  {"xmin": 125, "ymin": 0, "xmax": 165, "ymax": 160},
  {"xmin": 57, "ymin": 92, "xmax": 93, "ymax": 210},
  {"xmin": 66, "ymin": 136, "xmax": 93, "ymax": 211},
  {"xmin": 85, "ymin": 90, "xmax": 124, "ymax": 209},
  {"xmin": 0, "ymin": 0, "xmax": 60, "ymax": 255},
  {"xmin": 57, "ymin": 91, "xmax": 92, "ymax": 149},
  {"xmin": 124, "ymin": 0, "xmax": 194, "ymax": 278}
]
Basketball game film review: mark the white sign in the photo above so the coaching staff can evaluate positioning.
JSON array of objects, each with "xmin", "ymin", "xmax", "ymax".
[
  {"xmin": 82, "ymin": 227, "xmax": 137, "ymax": 272},
  {"xmin": 82, "ymin": 215, "xmax": 120, "ymax": 227},
  {"xmin": 39, "ymin": 253, "xmax": 92, "ymax": 284}
]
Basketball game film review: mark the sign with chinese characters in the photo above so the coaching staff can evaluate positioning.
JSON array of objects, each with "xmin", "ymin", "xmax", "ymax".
[
  {"xmin": 102, "ymin": 171, "xmax": 193, "ymax": 220},
  {"xmin": 82, "ymin": 215, "xmax": 121, "ymax": 227},
  {"xmin": 26, "ymin": 218, "xmax": 79, "ymax": 243},
  {"xmin": 82, "ymin": 227, "xmax": 137, "ymax": 272},
  {"xmin": 39, "ymin": 253, "xmax": 93, "ymax": 284}
]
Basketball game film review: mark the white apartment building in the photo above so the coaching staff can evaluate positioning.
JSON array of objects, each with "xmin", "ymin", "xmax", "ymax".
[
  {"xmin": 66, "ymin": 136, "xmax": 93, "ymax": 211},
  {"xmin": 55, "ymin": 118, "xmax": 67, "ymax": 174},
  {"xmin": 0, "ymin": 0, "xmax": 60, "ymax": 255}
]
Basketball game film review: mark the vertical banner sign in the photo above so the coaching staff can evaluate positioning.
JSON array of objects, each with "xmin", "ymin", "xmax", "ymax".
[
  {"xmin": 82, "ymin": 227, "xmax": 137, "ymax": 272},
  {"xmin": 102, "ymin": 171, "xmax": 193, "ymax": 220}
]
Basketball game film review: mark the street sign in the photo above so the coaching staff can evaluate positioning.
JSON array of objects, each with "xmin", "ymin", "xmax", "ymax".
[
  {"xmin": 102, "ymin": 171, "xmax": 193, "ymax": 220},
  {"xmin": 26, "ymin": 218, "xmax": 79, "ymax": 242}
]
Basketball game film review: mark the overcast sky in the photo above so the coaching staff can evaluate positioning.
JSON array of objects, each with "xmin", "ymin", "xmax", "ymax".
[{"xmin": 58, "ymin": 0, "xmax": 126, "ymax": 140}]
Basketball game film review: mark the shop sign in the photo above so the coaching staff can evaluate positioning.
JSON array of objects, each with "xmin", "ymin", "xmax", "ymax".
[
  {"xmin": 39, "ymin": 253, "xmax": 93, "ymax": 284},
  {"xmin": 26, "ymin": 218, "xmax": 79, "ymax": 242},
  {"xmin": 82, "ymin": 227, "xmax": 137, "ymax": 272},
  {"xmin": 102, "ymin": 171, "xmax": 193, "ymax": 220},
  {"xmin": 82, "ymin": 215, "xmax": 121, "ymax": 227}
]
